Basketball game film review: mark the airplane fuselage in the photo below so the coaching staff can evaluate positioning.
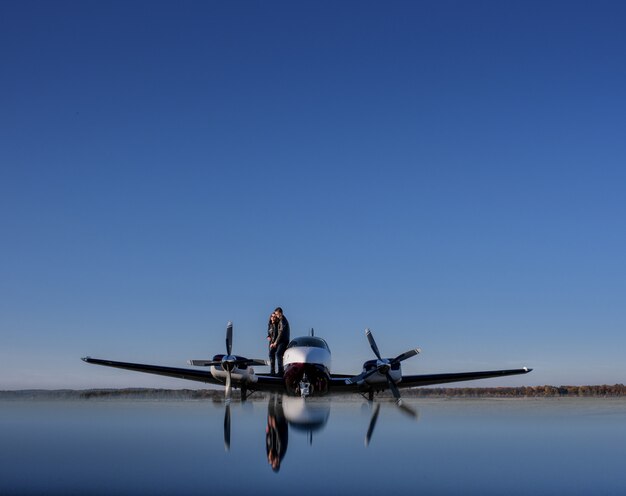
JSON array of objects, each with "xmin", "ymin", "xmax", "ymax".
[{"xmin": 282, "ymin": 336, "xmax": 332, "ymax": 397}]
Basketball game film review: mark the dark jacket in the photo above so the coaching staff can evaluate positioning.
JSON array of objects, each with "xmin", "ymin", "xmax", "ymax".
[
  {"xmin": 272, "ymin": 315, "xmax": 290, "ymax": 345},
  {"xmin": 267, "ymin": 318, "xmax": 278, "ymax": 341}
]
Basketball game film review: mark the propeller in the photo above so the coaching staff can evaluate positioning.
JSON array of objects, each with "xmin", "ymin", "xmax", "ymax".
[
  {"xmin": 364, "ymin": 400, "xmax": 419, "ymax": 447},
  {"xmin": 365, "ymin": 403, "xmax": 380, "ymax": 447},
  {"xmin": 346, "ymin": 328, "xmax": 420, "ymax": 410},
  {"xmin": 187, "ymin": 321, "xmax": 268, "ymax": 452},
  {"xmin": 188, "ymin": 322, "xmax": 269, "ymax": 398}
]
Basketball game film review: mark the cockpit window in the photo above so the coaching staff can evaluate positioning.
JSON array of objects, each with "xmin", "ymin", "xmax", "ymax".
[{"xmin": 286, "ymin": 337, "xmax": 330, "ymax": 351}]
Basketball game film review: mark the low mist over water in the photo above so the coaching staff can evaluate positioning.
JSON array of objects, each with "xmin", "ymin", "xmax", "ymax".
[{"xmin": 2, "ymin": 396, "xmax": 625, "ymax": 495}]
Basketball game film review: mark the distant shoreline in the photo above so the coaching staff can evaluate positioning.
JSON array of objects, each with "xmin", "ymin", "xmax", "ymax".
[{"xmin": 1, "ymin": 385, "xmax": 625, "ymax": 400}]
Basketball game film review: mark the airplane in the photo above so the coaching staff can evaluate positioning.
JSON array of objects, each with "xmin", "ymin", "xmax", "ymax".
[{"xmin": 82, "ymin": 321, "xmax": 532, "ymax": 405}]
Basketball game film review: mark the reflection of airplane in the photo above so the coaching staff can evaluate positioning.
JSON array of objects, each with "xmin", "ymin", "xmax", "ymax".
[
  {"xmin": 230, "ymin": 394, "xmax": 415, "ymax": 468},
  {"xmin": 83, "ymin": 321, "xmax": 532, "ymax": 404}
]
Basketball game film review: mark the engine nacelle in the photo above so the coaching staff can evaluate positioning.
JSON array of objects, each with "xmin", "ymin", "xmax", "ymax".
[
  {"xmin": 211, "ymin": 366, "xmax": 259, "ymax": 387},
  {"xmin": 361, "ymin": 359, "xmax": 402, "ymax": 385},
  {"xmin": 210, "ymin": 366, "xmax": 258, "ymax": 384},
  {"xmin": 209, "ymin": 354, "xmax": 259, "ymax": 385}
]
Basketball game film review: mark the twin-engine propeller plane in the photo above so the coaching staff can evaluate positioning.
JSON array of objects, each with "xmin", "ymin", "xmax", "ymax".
[{"xmin": 82, "ymin": 321, "xmax": 532, "ymax": 404}]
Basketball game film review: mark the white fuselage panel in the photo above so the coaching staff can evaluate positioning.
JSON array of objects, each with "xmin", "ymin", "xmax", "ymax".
[{"xmin": 283, "ymin": 346, "xmax": 331, "ymax": 371}]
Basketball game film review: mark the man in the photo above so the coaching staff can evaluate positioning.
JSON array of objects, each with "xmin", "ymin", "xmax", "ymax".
[
  {"xmin": 270, "ymin": 307, "xmax": 290, "ymax": 376},
  {"xmin": 267, "ymin": 313, "xmax": 278, "ymax": 375}
]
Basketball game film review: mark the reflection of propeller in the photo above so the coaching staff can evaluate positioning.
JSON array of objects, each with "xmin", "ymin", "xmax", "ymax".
[
  {"xmin": 364, "ymin": 401, "xmax": 418, "ymax": 447},
  {"xmin": 346, "ymin": 329, "xmax": 420, "ymax": 408},
  {"xmin": 365, "ymin": 403, "xmax": 380, "ymax": 447},
  {"xmin": 224, "ymin": 402, "xmax": 231, "ymax": 451},
  {"xmin": 397, "ymin": 400, "xmax": 418, "ymax": 418}
]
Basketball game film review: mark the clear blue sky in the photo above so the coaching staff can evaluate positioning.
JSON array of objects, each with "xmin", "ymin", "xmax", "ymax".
[{"xmin": 2, "ymin": 1, "xmax": 625, "ymax": 389}]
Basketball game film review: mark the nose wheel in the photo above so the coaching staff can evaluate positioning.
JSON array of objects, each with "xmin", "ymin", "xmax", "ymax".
[{"xmin": 299, "ymin": 374, "xmax": 311, "ymax": 398}]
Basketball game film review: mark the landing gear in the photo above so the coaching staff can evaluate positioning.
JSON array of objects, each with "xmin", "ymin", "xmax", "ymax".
[{"xmin": 299, "ymin": 374, "xmax": 311, "ymax": 398}]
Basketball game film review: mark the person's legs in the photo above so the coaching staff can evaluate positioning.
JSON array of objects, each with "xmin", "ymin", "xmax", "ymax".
[
  {"xmin": 276, "ymin": 342, "xmax": 287, "ymax": 375},
  {"xmin": 269, "ymin": 347, "xmax": 277, "ymax": 375}
]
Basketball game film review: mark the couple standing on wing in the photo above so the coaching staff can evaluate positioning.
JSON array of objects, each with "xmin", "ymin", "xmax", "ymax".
[{"xmin": 267, "ymin": 307, "xmax": 290, "ymax": 376}]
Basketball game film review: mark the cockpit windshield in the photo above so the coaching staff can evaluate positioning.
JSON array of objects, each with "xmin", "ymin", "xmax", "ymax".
[{"xmin": 286, "ymin": 337, "xmax": 330, "ymax": 351}]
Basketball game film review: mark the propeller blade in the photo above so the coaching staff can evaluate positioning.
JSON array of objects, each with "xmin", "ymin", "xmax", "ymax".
[
  {"xmin": 392, "ymin": 348, "xmax": 420, "ymax": 364},
  {"xmin": 365, "ymin": 403, "xmax": 381, "ymax": 447},
  {"xmin": 385, "ymin": 372, "xmax": 401, "ymax": 400},
  {"xmin": 250, "ymin": 359, "xmax": 271, "ymax": 366},
  {"xmin": 225, "ymin": 369, "xmax": 232, "ymax": 400},
  {"xmin": 365, "ymin": 328, "xmax": 382, "ymax": 360},
  {"xmin": 345, "ymin": 367, "xmax": 379, "ymax": 385},
  {"xmin": 226, "ymin": 321, "xmax": 233, "ymax": 356},
  {"xmin": 188, "ymin": 359, "xmax": 221, "ymax": 367},
  {"xmin": 234, "ymin": 358, "xmax": 270, "ymax": 367},
  {"xmin": 224, "ymin": 402, "xmax": 231, "ymax": 451}
]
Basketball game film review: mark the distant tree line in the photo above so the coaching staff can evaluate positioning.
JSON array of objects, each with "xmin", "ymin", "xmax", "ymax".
[
  {"xmin": 403, "ymin": 384, "xmax": 626, "ymax": 398},
  {"xmin": 1, "ymin": 385, "xmax": 625, "ymax": 400},
  {"xmin": 0, "ymin": 388, "xmax": 227, "ymax": 401},
  {"xmin": 77, "ymin": 388, "xmax": 225, "ymax": 400}
]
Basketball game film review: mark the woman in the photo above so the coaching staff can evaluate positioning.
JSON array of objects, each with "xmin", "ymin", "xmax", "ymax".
[{"xmin": 267, "ymin": 313, "xmax": 279, "ymax": 375}]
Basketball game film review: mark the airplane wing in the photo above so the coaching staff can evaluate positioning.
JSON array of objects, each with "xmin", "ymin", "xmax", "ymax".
[
  {"xmin": 251, "ymin": 374, "xmax": 289, "ymax": 392},
  {"xmin": 329, "ymin": 367, "xmax": 532, "ymax": 393},
  {"xmin": 82, "ymin": 357, "xmax": 287, "ymax": 392},
  {"xmin": 397, "ymin": 367, "xmax": 532, "ymax": 388},
  {"xmin": 83, "ymin": 357, "xmax": 530, "ymax": 394},
  {"xmin": 82, "ymin": 357, "xmax": 225, "ymax": 385}
]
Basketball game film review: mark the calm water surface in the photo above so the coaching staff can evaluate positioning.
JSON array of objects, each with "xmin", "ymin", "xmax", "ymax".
[{"xmin": 1, "ymin": 397, "xmax": 625, "ymax": 495}]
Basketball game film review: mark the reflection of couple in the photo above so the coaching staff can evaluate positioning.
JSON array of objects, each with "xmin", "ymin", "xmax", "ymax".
[
  {"xmin": 266, "ymin": 394, "xmax": 288, "ymax": 472},
  {"xmin": 267, "ymin": 307, "xmax": 290, "ymax": 376}
]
